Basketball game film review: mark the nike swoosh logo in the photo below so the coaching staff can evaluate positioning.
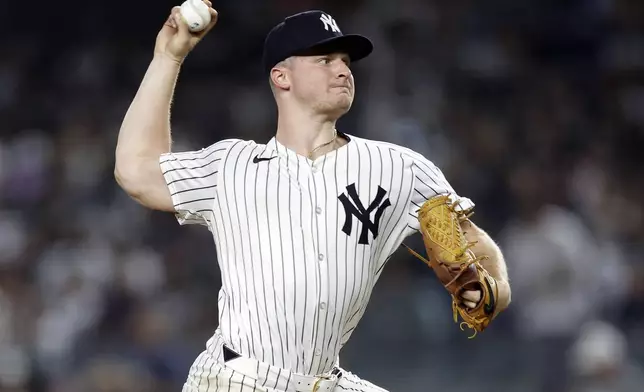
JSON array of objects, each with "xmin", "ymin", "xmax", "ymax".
[{"xmin": 253, "ymin": 155, "xmax": 276, "ymax": 164}]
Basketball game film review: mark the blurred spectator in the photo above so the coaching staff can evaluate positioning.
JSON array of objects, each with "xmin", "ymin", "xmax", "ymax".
[{"xmin": 568, "ymin": 319, "xmax": 644, "ymax": 392}]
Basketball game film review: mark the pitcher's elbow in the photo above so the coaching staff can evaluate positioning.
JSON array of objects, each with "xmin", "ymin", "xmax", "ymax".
[{"xmin": 114, "ymin": 164, "xmax": 142, "ymax": 200}]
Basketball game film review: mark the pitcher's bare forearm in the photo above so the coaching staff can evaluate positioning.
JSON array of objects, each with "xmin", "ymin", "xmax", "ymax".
[
  {"xmin": 462, "ymin": 220, "xmax": 511, "ymax": 311},
  {"xmin": 114, "ymin": 56, "xmax": 182, "ymax": 210},
  {"xmin": 116, "ymin": 55, "xmax": 180, "ymax": 166}
]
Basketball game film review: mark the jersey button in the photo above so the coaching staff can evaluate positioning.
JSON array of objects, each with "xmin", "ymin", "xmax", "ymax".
[
  {"xmin": 318, "ymin": 253, "xmax": 324, "ymax": 261},
  {"xmin": 314, "ymin": 349, "xmax": 322, "ymax": 356},
  {"xmin": 315, "ymin": 206, "xmax": 322, "ymax": 214},
  {"xmin": 319, "ymin": 302, "xmax": 327, "ymax": 310}
]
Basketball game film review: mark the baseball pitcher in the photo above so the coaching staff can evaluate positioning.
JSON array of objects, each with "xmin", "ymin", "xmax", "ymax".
[{"xmin": 114, "ymin": 2, "xmax": 512, "ymax": 391}]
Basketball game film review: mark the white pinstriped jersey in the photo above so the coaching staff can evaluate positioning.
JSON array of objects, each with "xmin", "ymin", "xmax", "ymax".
[{"xmin": 160, "ymin": 132, "xmax": 471, "ymax": 376}]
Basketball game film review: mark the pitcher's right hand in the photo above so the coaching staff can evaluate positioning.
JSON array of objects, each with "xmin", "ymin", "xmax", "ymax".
[{"xmin": 154, "ymin": 1, "xmax": 218, "ymax": 64}]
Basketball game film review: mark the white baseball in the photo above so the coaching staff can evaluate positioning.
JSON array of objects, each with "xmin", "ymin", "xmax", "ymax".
[{"xmin": 179, "ymin": 0, "xmax": 212, "ymax": 32}]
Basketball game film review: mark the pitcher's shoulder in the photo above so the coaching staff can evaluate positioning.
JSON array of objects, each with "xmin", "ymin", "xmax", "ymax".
[
  {"xmin": 187, "ymin": 139, "xmax": 264, "ymax": 167},
  {"xmin": 190, "ymin": 138, "xmax": 251, "ymax": 153},
  {"xmin": 349, "ymin": 134, "xmax": 429, "ymax": 162}
]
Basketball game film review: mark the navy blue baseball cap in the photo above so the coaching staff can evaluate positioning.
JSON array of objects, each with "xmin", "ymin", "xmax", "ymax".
[{"xmin": 262, "ymin": 10, "xmax": 374, "ymax": 74}]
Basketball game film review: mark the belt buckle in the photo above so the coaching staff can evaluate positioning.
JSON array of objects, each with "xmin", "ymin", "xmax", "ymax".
[
  {"xmin": 312, "ymin": 377, "xmax": 329, "ymax": 392},
  {"xmin": 312, "ymin": 371, "xmax": 339, "ymax": 392},
  {"xmin": 312, "ymin": 378, "xmax": 322, "ymax": 392}
]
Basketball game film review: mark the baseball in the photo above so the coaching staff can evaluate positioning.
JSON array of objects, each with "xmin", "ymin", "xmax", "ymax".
[{"xmin": 179, "ymin": 0, "xmax": 211, "ymax": 32}]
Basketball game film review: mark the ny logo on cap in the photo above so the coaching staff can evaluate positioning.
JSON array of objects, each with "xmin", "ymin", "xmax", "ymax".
[{"xmin": 320, "ymin": 13, "xmax": 341, "ymax": 33}]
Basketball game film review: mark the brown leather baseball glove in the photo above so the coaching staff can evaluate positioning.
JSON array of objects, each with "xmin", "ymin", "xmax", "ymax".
[{"xmin": 404, "ymin": 195, "xmax": 499, "ymax": 338}]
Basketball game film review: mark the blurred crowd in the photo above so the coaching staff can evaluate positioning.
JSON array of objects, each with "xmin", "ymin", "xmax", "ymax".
[{"xmin": 1, "ymin": 0, "xmax": 644, "ymax": 391}]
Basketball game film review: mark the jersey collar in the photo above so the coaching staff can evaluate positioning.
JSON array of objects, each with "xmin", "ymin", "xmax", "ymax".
[{"xmin": 264, "ymin": 131, "xmax": 353, "ymax": 164}]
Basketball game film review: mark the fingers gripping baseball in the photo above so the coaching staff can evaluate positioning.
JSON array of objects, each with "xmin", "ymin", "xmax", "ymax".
[
  {"xmin": 155, "ymin": 1, "xmax": 219, "ymax": 64},
  {"xmin": 461, "ymin": 290, "xmax": 481, "ymax": 309}
]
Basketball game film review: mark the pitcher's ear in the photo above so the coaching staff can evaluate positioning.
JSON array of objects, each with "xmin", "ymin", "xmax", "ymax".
[{"xmin": 270, "ymin": 59, "xmax": 294, "ymax": 91}]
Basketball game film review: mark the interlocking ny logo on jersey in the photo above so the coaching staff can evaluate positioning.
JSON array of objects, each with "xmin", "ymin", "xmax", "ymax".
[
  {"xmin": 338, "ymin": 184, "xmax": 391, "ymax": 245},
  {"xmin": 320, "ymin": 13, "xmax": 341, "ymax": 33}
]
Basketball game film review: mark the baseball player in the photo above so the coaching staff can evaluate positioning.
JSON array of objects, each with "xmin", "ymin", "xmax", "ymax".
[{"xmin": 114, "ymin": 2, "xmax": 512, "ymax": 391}]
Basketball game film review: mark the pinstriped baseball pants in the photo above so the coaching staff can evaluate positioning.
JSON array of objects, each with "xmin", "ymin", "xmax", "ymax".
[{"xmin": 181, "ymin": 336, "xmax": 388, "ymax": 392}]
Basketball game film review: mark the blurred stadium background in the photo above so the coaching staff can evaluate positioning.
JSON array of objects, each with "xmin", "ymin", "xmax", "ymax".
[{"xmin": 1, "ymin": 0, "xmax": 644, "ymax": 391}]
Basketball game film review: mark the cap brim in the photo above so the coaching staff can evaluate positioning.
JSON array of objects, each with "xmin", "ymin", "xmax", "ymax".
[{"xmin": 293, "ymin": 34, "xmax": 374, "ymax": 64}]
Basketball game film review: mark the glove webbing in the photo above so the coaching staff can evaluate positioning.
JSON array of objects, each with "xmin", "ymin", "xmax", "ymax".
[{"xmin": 402, "ymin": 242, "xmax": 490, "ymax": 338}]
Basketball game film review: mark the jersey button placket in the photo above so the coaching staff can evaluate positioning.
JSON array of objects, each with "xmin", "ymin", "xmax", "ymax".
[{"xmin": 312, "ymin": 165, "xmax": 329, "ymax": 364}]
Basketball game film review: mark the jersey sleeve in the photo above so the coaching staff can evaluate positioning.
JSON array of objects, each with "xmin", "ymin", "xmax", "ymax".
[
  {"xmin": 159, "ymin": 139, "xmax": 238, "ymax": 226},
  {"xmin": 405, "ymin": 150, "xmax": 475, "ymax": 231}
]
